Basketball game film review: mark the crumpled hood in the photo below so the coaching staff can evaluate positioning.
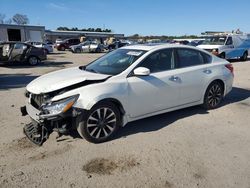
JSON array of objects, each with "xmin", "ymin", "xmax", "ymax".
[
  {"xmin": 27, "ymin": 67, "xmax": 110, "ymax": 94},
  {"xmin": 197, "ymin": 44, "xmax": 223, "ymax": 49}
]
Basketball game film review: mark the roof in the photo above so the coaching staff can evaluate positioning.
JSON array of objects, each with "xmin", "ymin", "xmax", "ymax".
[
  {"xmin": 0, "ymin": 24, "xmax": 45, "ymax": 29},
  {"xmin": 45, "ymin": 30, "xmax": 124, "ymax": 37},
  {"xmin": 0, "ymin": 41, "xmax": 33, "ymax": 46},
  {"xmin": 122, "ymin": 43, "xmax": 195, "ymax": 51}
]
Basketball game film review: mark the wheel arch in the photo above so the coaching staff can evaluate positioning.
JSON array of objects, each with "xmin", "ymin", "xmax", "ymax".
[
  {"xmin": 203, "ymin": 79, "xmax": 226, "ymax": 100},
  {"xmin": 94, "ymin": 98, "xmax": 126, "ymax": 116},
  {"xmin": 27, "ymin": 55, "xmax": 40, "ymax": 62}
]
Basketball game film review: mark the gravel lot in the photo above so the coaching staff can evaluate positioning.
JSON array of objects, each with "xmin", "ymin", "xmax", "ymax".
[{"xmin": 0, "ymin": 50, "xmax": 250, "ymax": 188}]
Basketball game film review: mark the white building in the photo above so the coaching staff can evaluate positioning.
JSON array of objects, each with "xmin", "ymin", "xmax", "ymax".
[{"xmin": 0, "ymin": 24, "xmax": 45, "ymax": 42}]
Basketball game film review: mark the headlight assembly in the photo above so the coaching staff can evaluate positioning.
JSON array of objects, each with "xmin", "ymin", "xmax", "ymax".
[{"xmin": 41, "ymin": 95, "xmax": 79, "ymax": 117}]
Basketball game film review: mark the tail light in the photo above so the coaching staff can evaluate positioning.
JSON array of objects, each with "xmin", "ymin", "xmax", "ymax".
[{"xmin": 225, "ymin": 64, "xmax": 234, "ymax": 76}]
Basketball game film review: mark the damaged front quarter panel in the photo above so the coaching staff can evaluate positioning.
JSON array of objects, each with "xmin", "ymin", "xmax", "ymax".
[{"xmin": 22, "ymin": 76, "xmax": 111, "ymax": 146}]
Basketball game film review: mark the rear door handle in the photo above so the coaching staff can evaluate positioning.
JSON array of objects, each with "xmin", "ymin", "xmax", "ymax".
[
  {"xmin": 169, "ymin": 76, "xmax": 180, "ymax": 82},
  {"xmin": 203, "ymin": 69, "xmax": 212, "ymax": 74}
]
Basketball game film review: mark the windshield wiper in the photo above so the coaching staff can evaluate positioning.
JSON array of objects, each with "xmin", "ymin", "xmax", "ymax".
[
  {"xmin": 79, "ymin": 65, "xmax": 86, "ymax": 70},
  {"xmin": 85, "ymin": 68, "xmax": 99, "ymax": 73}
]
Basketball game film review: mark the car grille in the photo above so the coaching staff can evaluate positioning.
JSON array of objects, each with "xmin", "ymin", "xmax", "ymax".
[{"xmin": 30, "ymin": 94, "xmax": 46, "ymax": 109}]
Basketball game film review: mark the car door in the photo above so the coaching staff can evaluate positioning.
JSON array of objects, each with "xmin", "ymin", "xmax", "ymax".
[
  {"xmin": 126, "ymin": 48, "xmax": 181, "ymax": 118},
  {"xmin": 9, "ymin": 43, "xmax": 28, "ymax": 62},
  {"xmin": 174, "ymin": 48, "xmax": 212, "ymax": 104},
  {"xmin": 0, "ymin": 43, "xmax": 12, "ymax": 62},
  {"xmin": 223, "ymin": 36, "xmax": 237, "ymax": 58}
]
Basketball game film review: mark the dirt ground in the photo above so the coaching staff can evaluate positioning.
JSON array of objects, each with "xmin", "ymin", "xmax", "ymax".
[{"xmin": 0, "ymin": 50, "xmax": 250, "ymax": 188}]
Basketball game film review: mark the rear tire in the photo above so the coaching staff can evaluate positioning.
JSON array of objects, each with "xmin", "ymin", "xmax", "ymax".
[
  {"xmin": 240, "ymin": 51, "xmax": 248, "ymax": 61},
  {"xmin": 28, "ymin": 56, "xmax": 40, "ymax": 66},
  {"xmin": 202, "ymin": 81, "xmax": 224, "ymax": 110},
  {"xmin": 60, "ymin": 46, "xmax": 65, "ymax": 51},
  {"xmin": 77, "ymin": 102, "xmax": 121, "ymax": 143}
]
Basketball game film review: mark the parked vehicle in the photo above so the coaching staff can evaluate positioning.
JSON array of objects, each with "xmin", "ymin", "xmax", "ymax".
[
  {"xmin": 0, "ymin": 42, "xmax": 47, "ymax": 65},
  {"xmin": 107, "ymin": 40, "xmax": 128, "ymax": 51},
  {"xmin": 21, "ymin": 44, "xmax": 233, "ymax": 145},
  {"xmin": 70, "ymin": 41, "xmax": 104, "ymax": 53},
  {"xmin": 54, "ymin": 39, "xmax": 63, "ymax": 48},
  {"xmin": 56, "ymin": 38, "xmax": 80, "ymax": 51},
  {"xmin": 198, "ymin": 34, "xmax": 250, "ymax": 61},
  {"xmin": 26, "ymin": 41, "xmax": 53, "ymax": 54},
  {"xmin": 188, "ymin": 40, "xmax": 204, "ymax": 47}
]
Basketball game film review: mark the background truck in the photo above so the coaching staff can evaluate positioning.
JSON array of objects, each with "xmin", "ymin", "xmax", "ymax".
[{"xmin": 198, "ymin": 33, "xmax": 250, "ymax": 61}]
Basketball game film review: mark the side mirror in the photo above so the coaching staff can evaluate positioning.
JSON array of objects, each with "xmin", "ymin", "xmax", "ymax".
[{"xmin": 133, "ymin": 67, "xmax": 150, "ymax": 76}]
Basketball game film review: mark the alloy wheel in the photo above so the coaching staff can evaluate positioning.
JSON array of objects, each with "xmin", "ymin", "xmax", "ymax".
[
  {"xmin": 29, "ymin": 57, "xmax": 39, "ymax": 65},
  {"xmin": 207, "ymin": 84, "xmax": 223, "ymax": 107},
  {"xmin": 86, "ymin": 107, "xmax": 117, "ymax": 139}
]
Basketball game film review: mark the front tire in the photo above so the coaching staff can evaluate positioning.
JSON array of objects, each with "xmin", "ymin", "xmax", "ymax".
[
  {"xmin": 202, "ymin": 81, "xmax": 224, "ymax": 110},
  {"xmin": 95, "ymin": 48, "xmax": 101, "ymax": 53},
  {"xmin": 77, "ymin": 102, "xmax": 121, "ymax": 143},
  {"xmin": 75, "ymin": 48, "xmax": 81, "ymax": 53},
  {"xmin": 60, "ymin": 46, "xmax": 65, "ymax": 51},
  {"xmin": 240, "ymin": 51, "xmax": 248, "ymax": 61}
]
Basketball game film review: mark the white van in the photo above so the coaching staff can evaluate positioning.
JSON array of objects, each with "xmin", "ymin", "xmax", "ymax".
[{"xmin": 197, "ymin": 34, "xmax": 250, "ymax": 61}]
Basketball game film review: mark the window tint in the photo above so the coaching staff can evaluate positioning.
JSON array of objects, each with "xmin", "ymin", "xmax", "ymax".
[
  {"xmin": 176, "ymin": 48, "xmax": 209, "ymax": 68},
  {"xmin": 139, "ymin": 49, "xmax": 174, "ymax": 73},
  {"xmin": 202, "ymin": 52, "xmax": 212, "ymax": 64},
  {"xmin": 226, "ymin": 37, "xmax": 233, "ymax": 45}
]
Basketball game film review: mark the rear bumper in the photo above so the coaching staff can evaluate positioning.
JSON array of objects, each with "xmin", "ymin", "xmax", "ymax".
[{"xmin": 224, "ymin": 74, "xmax": 234, "ymax": 96}]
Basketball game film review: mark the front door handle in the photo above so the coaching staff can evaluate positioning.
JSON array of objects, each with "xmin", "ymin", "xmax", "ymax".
[{"xmin": 169, "ymin": 76, "xmax": 180, "ymax": 82}]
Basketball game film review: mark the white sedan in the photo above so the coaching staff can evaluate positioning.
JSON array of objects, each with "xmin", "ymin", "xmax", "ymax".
[{"xmin": 22, "ymin": 44, "xmax": 234, "ymax": 145}]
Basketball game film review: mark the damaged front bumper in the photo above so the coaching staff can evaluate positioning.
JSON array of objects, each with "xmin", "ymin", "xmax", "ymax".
[{"xmin": 21, "ymin": 101, "xmax": 86, "ymax": 146}]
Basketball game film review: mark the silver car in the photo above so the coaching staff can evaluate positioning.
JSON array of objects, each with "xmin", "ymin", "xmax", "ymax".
[{"xmin": 70, "ymin": 41, "xmax": 103, "ymax": 53}]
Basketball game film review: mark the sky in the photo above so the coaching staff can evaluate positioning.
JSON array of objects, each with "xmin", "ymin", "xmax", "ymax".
[{"xmin": 0, "ymin": 0, "xmax": 250, "ymax": 36}]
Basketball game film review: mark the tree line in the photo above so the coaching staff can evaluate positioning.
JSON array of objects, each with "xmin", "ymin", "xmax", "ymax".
[
  {"xmin": 56, "ymin": 27, "xmax": 112, "ymax": 33},
  {"xmin": 128, "ymin": 34, "xmax": 201, "ymax": 40},
  {"xmin": 0, "ymin": 13, "xmax": 29, "ymax": 25},
  {"xmin": 0, "ymin": 13, "xmax": 112, "ymax": 33}
]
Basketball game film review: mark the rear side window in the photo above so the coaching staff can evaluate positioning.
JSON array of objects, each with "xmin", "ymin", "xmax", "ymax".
[{"xmin": 176, "ymin": 48, "xmax": 211, "ymax": 68}]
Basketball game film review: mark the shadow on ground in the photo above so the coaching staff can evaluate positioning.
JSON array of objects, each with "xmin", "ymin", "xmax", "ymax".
[
  {"xmin": 229, "ymin": 58, "xmax": 250, "ymax": 63},
  {"xmin": 66, "ymin": 87, "xmax": 250, "ymax": 141},
  {"xmin": 0, "ymin": 61, "xmax": 73, "ymax": 69},
  {"xmin": 0, "ymin": 73, "xmax": 39, "ymax": 90},
  {"xmin": 114, "ymin": 87, "xmax": 250, "ymax": 139},
  {"xmin": 48, "ymin": 52, "xmax": 66, "ymax": 55}
]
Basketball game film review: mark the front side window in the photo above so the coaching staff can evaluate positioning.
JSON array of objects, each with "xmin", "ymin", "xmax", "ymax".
[
  {"xmin": 85, "ymin": 49, "xmax": 146, "ymax": 75},
  {"xmin": 14, "ymin": 43, "xmax": 27, "ymax": 50},
  {"xmin": 176, "ymin": 48, "xmax": 210, "ymax": 68},
  {"xmin": 138, "ymin": 49, "xmax": 174, "ymax": 73},
  {"xmin": 226, "ymin": 37, "xmax": 233, "ymax": 45}
]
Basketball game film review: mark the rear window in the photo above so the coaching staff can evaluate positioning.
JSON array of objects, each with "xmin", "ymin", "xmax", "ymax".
[{"xmin": 176, "ymin": 48, "xmax": 211, "ymax": 68}]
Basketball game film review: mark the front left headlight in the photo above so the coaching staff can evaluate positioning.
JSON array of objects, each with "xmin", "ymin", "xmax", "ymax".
[{"xmin": 41, "ymin": 95, "xmax": 79, "ymax": 117}]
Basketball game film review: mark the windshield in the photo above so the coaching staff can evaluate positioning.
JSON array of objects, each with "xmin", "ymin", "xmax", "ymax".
[
  {"xmin": 85, "ymin": 49, "xmax": 146, "ymax": 75},
  {"xmin": 203, "ymin": 36, "xmax": 227, "ymax": 45}
]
